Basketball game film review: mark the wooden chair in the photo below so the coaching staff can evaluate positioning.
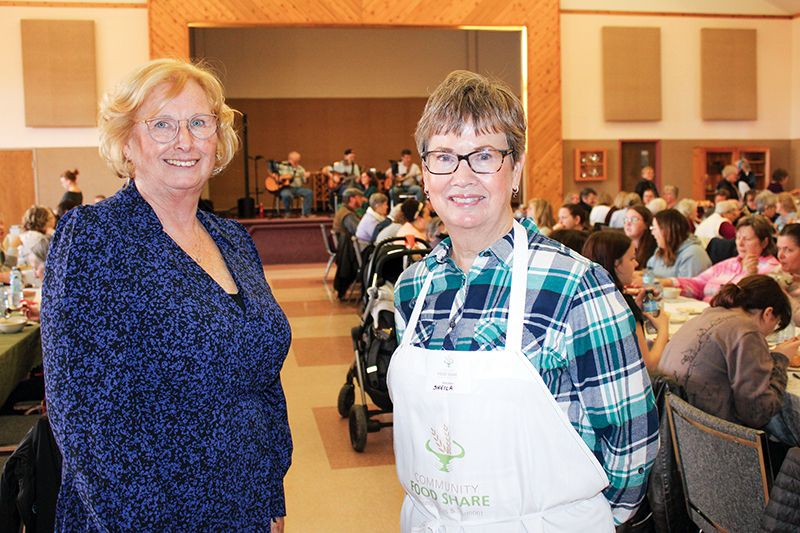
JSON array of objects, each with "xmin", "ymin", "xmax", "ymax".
[{"xmin": 666, "ymin": 393, "xmax": 774, "ymax": 533}]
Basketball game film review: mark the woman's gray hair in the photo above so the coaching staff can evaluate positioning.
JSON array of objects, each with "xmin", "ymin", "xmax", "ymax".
[
  {"xmin": 415, "ymin": 71, "xmax": 526, "ymax": 162},
  {"xmin": 754, "ymin": 190, "xmax": 778, "ymax": 212},
  {"xmin": 28, "ymin": 234, "xmax": 50, "ymax": 265}
]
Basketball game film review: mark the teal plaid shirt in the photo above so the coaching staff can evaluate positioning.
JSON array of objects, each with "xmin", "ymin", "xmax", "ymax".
[{"xmin": 394, "ymin": 217, "xmax": 659, "ymax": 525}]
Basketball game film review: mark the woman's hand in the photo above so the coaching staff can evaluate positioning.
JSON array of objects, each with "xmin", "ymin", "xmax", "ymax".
[
  {"xmin": 775, "ymin": 337, "xmax": 800, "ymax": 363},
  {"xmin": 22, "ymin": 302, "xmax": 40, "ymax": 322},
  {"xmin": 742, "ymin": 253, "xmax": 759, "ymax": 275},
  {"xmin": 643, "ymin": 309, "xmax": 670, "ymax": 335},
  {"xmin": 271, "ymin": 517, "xmax": 285, "ymax": 533}
]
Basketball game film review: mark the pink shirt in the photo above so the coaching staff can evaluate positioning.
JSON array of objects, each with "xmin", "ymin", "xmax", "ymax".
[{"xmin": 673, "ymin": 255, "xmax": 781, "ymax": 302}]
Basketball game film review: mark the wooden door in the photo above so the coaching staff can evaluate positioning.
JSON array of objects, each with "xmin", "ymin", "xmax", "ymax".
[
  {"xmin": 620, "ymin": 141, "xmax": 659, "ymax": 193},
  {"xmin": 0, "ymin": 150, "xmax": 36, "ymax": 231}
]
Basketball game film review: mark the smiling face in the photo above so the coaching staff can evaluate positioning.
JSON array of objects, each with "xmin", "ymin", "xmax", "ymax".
[
  {"xmin": 423, "ymin": 125, "xmax": 523, "ymax": 248},
  {"xmin": 642, "ymin": 190, "xmax": 656, "ymax": 205},
  {"xmin": 124, "ymin": 80, "xmax": 217, "ymax": 200},
  {"xmin": 736, "ymin": 225, "xmax": 768, "ymax": 257},
  {"xmin": 614, "ymin": 243, "xmax": 638, "ymax": 286},
  {"xmin": 778, "ymin": 235, "xmax": 800, "ymax": 274}
]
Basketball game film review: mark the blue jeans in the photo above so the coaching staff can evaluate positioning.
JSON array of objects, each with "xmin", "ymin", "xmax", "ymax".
[{"xmin": 280, "ymin": 187, "xmax": 313, "ymax": 215}]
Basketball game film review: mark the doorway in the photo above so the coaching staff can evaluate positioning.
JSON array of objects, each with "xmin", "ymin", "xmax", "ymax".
[{"xmin": 620, "ymin": 141, "xmax": 660, "ymax": 194}]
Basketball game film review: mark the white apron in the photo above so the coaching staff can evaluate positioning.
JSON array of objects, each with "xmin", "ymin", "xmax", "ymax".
[{"xmin": 387, "ymin": 222, "xmax": 615, "ymax": 533}]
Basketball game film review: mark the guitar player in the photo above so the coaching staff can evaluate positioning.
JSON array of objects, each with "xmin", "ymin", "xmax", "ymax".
[
  {"xmin": 386, "ymin": 149, "xmax": 424, "ymax": 204},
  {"xmin": 322, "ymin": 149, "xmax": 360, "ymax": 211},
  {"xmin": 272, "ymin": 151, "xmax": 314, "ymax": 218}
]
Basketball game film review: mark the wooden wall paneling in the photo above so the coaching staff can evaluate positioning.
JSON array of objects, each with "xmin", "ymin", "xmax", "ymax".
[
  {"xmin": 602, "ymin": 27, "xmax": 662, "ymax": 121},
  {"xmin": 0, "ymin": 151, "xmax": 36, "ymax": 231},
  {"xmin": 701, "ymin": 28, "xmax": 757, "ymax": 120},
  {"xmin": 20, "ymin": 20, "xmax": 97, "ymax": 127},
  {"xmin": 149, "ymin": 0, "xmax": 563, "ymax": 207}
]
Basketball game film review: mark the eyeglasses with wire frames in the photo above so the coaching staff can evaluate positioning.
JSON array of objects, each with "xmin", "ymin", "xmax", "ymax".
[
  {"xmin": 139, "ymin": 114, "xmax": 218, "ymax": 143},
  {"xmin": 421, "ymin": 148, "xmax": 514, "ymax": 175},
  {"xmin": 623, "ymin": 216, "xmax": 641, "ymax": 225}
]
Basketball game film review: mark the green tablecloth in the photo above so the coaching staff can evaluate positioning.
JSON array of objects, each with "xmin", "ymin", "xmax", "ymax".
[{"xmin": 0, "ymin": 323, "xmax": 42, "ymax": 408}]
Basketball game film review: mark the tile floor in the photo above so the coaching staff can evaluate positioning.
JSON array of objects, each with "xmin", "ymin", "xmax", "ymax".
[{"xmin": 265, "ymin": 263, "xmax": 404, "ymax": 531}]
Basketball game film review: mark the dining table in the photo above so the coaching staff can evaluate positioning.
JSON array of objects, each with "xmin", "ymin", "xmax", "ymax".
[{"xmin": 0, "ymin": 321, "xmax": 41, "ymax": 409}]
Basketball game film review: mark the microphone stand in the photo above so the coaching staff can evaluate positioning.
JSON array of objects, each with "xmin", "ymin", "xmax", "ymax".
[{"xmin": 249, "ymin": 155, "xmax": 265, "ymax": 217}]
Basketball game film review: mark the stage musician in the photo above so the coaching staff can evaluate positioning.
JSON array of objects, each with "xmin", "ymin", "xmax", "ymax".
[{"xmin": 269, "ymin": 151, "xmax": 314, "ymax": 218}]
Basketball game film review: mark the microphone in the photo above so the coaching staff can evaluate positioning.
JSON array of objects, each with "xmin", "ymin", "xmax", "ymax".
[{"xmin": 254, "ymin": 155, "xmax": 264, "ymax": 160}]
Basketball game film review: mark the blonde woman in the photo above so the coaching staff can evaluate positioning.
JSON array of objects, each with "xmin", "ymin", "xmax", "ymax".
[
  {"xmin": 527, "ymin": 198, "xmax": 556, "ymax": 236},
  {"xmin": 775, "ymin": 192, "xmax": 796, "ymax": 232}
]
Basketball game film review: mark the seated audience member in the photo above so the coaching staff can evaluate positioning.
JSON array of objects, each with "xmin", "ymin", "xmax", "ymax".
[
  {"xmin": 775, "ymin": 192, "xmax": 797, "ymax": 232},
  {"xmin": 527, "ymin": 198, "xmax": 556, "ymax": 236},
  {"xmin": 386, "ymin": 149, "xmax": 424, "ymax": 203},
  {"xmin": 716, "ymin": 165, "xmax": 741, "ymax": 202},
  {"xmin": 21, "ymin": 236, "xmax": 50, "ymax": 322},
  {"xmin": 608, "ymin": 192, "xmax": 641, "ymax": 228},
  {"xmin": 646, "ymin": 209, "xmax": 711, "ymax": 279},
  {"xmin": 396, "ymin": 198, "xmax": 432, "ymax": 242},
  {"xmin": 646, "ymin": 197, "xmax": 666, "ymax": 215},
  {"xmin": 578, "ymin": 187, "xmax": 596, "ymax": 215},
  {"xmin": 59, "ymin": 168, "xmax": 83, "ymax": 205},
  {"xmin": 564, "ymin": 190, "xmax": 580, "ymax": 205},
  {"xmin": 658, "ymin": 275, "xmax": 800, "ymax": 446},
  {"xmin": 589, "ymin": 191, "xmax": 612, "ymax": 226},
  {"xmin": 776, "ymin": 224, "xmax": 800, "ymax": 326},
  {"xmin": 694, "ymin": 199, "xmax": 739, "ymax": 247},
  {"xmin": 624, "ymin": 205, "xmax": 656, "ymax": 271},
  {"xmin": 769, "ymin": 168, "xmax": 790, "ymax": 194},
  {"xmin": 556, "ymin": 203, "xmax": 588, "ymax": 231},
  {"xmin": 583, "ymin": 231, "xmax": 669, "ymax": 372},
  {"xmin": 549, "ymin": 228, "xmax": 589, "ymax": 254},
  {"xmin": 356, "ymin": 170, "xmax": 380, "ymax": 204},
  {"xmin": 755, "ymin": 190, "xmax": 778, "ymax": 222},
  {"xmin": 661, "ymin": 185, "xmax": 679, "ymax": 209},
  {"xmin": 332, "ymin": 188, "xmax": 364, "ymax": 237},
  {"xmin": 742, "ymin": 189, "xmax": 759, "ymax": 216},
  {"xmin": 355, "ymin": 193, "xmax": 389, "ymax": 245},
  {"xmin": 7, "ymin": 206, "xmax": 55, "ymax": 266},
  {"xmin": 635, "ymin": 166, "xmax": 659, "ymax": 200},
  {"xmin": 373, "ymin": 205, "xmax": 404, "ymax": 244},
  {"xmin": 641, "ymin": 188, "xmax": 657, "ymax": 206},
  {"xmin": 56, "ymin": 199, "xmax": 79, "ymax": 220},
  {"xmin": 675, "ymin": 198, "xmax": 701, "ymax": 232},
  {"xmin": 659, "ymin": 216, "xmax": 780, "ymax": 302},
  {"xmin": 735, "ymin": 158, "xmax": 756, "ymax": 192},
  {"xmin": 425, "ymin": 216, "xmax": 447, "ymax": 248}
]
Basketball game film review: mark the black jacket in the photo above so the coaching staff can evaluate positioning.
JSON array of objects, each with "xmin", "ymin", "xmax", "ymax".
[
  {"xmin": 0, "ymin": 415, "xmax": 62, "ymax": 533},
  {"xmin": 762, "ymin": 446, "xmax": 800, "ymax": 531}
]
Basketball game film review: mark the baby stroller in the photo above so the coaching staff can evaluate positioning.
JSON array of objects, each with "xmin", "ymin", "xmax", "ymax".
[{"xmin": 337, "ymin": 236, "xmax": 431, "ymax": 451}]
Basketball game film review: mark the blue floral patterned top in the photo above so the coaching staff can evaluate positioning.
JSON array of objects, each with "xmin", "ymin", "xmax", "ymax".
[{"xmin": 41, "ymin": 181, "xmax": 292, "ymax": 532}]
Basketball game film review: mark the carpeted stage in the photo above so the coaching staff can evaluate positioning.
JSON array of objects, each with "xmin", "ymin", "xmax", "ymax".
[{"xmin": 239, "ymin": 216, "xmax": 334, "ymax": 265}]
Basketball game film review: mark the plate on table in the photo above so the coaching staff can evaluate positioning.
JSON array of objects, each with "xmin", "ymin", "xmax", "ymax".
[
  {"xmin": 670, "ymin": 314, "xmax": 690, "ymax": 324},
  {"xmin": 675, "ymin": 307, "xmax": 702, "ymax": 315}
]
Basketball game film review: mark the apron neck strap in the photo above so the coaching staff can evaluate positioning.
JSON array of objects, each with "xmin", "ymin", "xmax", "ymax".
[{"xmin": 400, "ymin": 221, "xmax": 530, "ymax": 350}]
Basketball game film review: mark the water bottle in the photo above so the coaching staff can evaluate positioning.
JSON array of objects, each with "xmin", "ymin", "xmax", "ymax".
[
  {"xmin": 642, "ymin": 268, "xmax": 662, "ymax": 335},
  {"xmin": 15, "ymin": 245, "xmax": 27, "ymax": 267},
  {"xmin": 9, "ymin": 267, "xmax": 23, "ymax": 311}
]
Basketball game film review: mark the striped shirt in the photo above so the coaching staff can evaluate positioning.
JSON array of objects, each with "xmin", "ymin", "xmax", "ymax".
[{"xmin": 394, "ymin": 217, "xmax": 659, "ymax": 525}]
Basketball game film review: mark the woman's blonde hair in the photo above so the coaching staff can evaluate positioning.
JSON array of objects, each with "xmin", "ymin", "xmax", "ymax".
[
  {"xmin": 527, "ymin": 198, "xmax": 556, "ymax": 229},
  {"xmin": 414, "ymin": 71, "xmax": 526, "ymax": 162},
  {"xmin": 98, "ymin": 58, "xmax": 240, "ymax": 179}
]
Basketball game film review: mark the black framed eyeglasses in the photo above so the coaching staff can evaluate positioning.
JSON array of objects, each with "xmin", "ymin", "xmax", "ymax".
[
  {"xmin": 140, "ymin": 114, "xmax": 218, "ymax": 143},
  {"xmin": 421, "ymin": 148, "xmax": 514, "ymax": 175}
]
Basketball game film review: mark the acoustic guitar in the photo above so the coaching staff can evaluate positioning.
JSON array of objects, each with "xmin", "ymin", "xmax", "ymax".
[
  {"xmin": 265, "ymin": 173, "xmax": 293, "ymax": 193},
  {"xmin": 327, "ymin": 171, "xmax": 349, "ymax": 191}
]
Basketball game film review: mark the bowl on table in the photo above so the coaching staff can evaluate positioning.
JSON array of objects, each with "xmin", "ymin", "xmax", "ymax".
[
  {"xmin": 0, "ymin": 316, "xmax": 27, "ymax": 334},
  {"xmin": 662, "ymin": 287, "xmax": 681, "ymax": 300}
]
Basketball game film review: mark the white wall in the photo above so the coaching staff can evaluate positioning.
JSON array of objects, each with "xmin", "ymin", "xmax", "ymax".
[
  {"xmin": 0, "ymin": 6, "xmax": 149, "ymax": 150},
  {"xmin": 561, "ymin": 0, "xmax": 794, "ymax": 16},
  {"xmin": 561, "ymin": 13, "xmax": 793, "ymax": 140},
  {"xmin": 192, "ymin": 27, "xmax": 522, "ymax": 98}
]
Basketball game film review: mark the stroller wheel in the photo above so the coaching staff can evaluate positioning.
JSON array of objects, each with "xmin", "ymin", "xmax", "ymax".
[
  {"xmin": 349, "ymin": 404, "xmax": 368, "ymax": 452},
  {"xmin": 337, "ymin": 383, "xmax": 355, "ymax": 418}
]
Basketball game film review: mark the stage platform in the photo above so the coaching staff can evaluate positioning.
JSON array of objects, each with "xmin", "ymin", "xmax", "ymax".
[{"xmin": 239, "ymin": 216, "xmax": 333, "ymax": 265}]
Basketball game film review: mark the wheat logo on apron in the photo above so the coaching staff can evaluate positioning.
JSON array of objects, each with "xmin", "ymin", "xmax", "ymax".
[{"xmin": 426, "ymin": 424, "xmax": 465, "ymax": 472}]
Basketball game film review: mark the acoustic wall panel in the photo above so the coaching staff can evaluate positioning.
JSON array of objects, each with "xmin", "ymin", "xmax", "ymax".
[
  {"xmin": 21, "ymin": 20, "xmax": 97, "ymax": 127},
  {"xmin": 602, "ymin": 26, "xmax": 662, "ymax": 121},
  {"xmin": 701, "ymin": 28, "xmax": 757, "ymax": 120}
]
